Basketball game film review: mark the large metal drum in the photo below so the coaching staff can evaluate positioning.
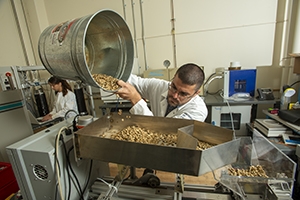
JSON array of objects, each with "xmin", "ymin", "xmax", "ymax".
[{"xmin": 38, "ymin": 10, "xmax": 134, "ymax": 88}]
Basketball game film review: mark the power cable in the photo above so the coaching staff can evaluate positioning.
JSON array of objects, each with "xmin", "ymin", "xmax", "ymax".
[{"xmin": 219, "ymin": 92, "xmax": 236, "ymax": 140}]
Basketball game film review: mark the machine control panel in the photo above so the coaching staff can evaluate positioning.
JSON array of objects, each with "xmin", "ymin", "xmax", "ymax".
[{"xmin": 0, "ymin": 70, "xmax": 16, "ymax": 91}]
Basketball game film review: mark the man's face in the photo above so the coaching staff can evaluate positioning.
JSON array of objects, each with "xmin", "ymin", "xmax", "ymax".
[{"xmin": 167, "ymin": 75, "xmax": 199, "ymax": 107}]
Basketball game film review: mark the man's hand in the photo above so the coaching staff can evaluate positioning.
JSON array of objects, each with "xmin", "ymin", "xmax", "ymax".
[{"xmin": 116, "ymin": 80, "xmax": 142, "ymax": 105}]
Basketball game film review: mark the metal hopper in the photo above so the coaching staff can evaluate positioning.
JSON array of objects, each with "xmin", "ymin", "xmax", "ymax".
[
  {"xmin": 74, "ymin": 113, "xmax": 240, "ymax": 176},
  {"xmin": 210, "ymin": 129, "xmax": 297, "ymax": 199}
]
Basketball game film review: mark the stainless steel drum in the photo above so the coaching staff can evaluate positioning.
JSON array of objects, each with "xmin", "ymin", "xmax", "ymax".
[{"xmin": 38, "ymin": 10, "xmax": 134, "ymax": 88}]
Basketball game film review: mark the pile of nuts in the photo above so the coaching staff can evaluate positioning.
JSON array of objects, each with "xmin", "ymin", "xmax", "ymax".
[
  {"xmin": 109, "ymin": 125, "xmax": 214, "ymax": 150},
  {"xmin": 197, "ymin": 140, "xmax": 213, "ymax": 151},
  {"xmin": 110, "ymin": 125, "xmax": 177, "ymax": 146},
  {"xmin": 92, "ymin": 74, "xmax": 120, "ymax": 91},
  {"xmin": 228, "ymin": 165, "xmax": 268, "ymax": 178}
]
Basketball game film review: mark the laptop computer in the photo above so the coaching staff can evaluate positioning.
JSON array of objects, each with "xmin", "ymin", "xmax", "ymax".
[{"xmin": 27, "ymin": 110, "xmax": 56, "ymax": 125}]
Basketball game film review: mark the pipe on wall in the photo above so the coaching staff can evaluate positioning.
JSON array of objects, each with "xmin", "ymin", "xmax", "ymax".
[
  {"xmin": 139, "ymin": 0, "xmax": 148, "ymax": 71},
  {"xmin": 130, "ymin": 1, "xmax": 139, "ymax": 63},
  {"xmin": 10, "ymin": 0, "xmax": 37, "ymax": 65},
  {"xmin": 280, "ymin": 0, "xmax": 293, "ymax": 67},
  {"xmin": 10, "ymin": 0, "xmax": 30, "ymax": 65},
  {"xmin": 279, "ymin": 0, "xmax": 299, "ymax": 95},
  {"xmin": 122, "ymin": 0, "xmax": 127, "ymax": 21},
  {"xmin": 170, "ymin": 0, "xmax": 177, "ymax": 68}
]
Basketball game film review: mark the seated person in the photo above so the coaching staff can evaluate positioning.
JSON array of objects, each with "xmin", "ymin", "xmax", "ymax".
[{"xmin": 42, "ymin": 76, "xmax": 78, "ymax": 121}]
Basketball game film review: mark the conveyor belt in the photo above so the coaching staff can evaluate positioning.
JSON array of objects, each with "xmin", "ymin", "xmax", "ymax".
[{"xmin": 89, "ymin": 178, "xmax": 233, "ymax": 200}]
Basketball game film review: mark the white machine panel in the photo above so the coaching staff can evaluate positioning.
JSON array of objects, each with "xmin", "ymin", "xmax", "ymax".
[
  {"xmin": 0, "ymin": 89, "xmax": 33, "ymax": 162},
  {"xmin": 6, "ymin": 121, "xmax": 109, "ymax": 200},
  {"xmin": 211, "ymin": 105, "xmax": 252, "ymax": 136}
]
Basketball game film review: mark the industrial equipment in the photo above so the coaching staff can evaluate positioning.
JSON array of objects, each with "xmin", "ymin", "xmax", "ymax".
[
  {"xmin": 38, "ymin": 9, "xmax": 134, "ymax": 89},
  {"xmin": 211, "ymin": 105, "xmax": 252, "ymax": 136},
  {"xmin": 6, "ymin": 8, "xmax": 296, "ymax": 200},
  {"xmin": 6, "ymin": 120, "xmax": 110, "ymax": 200},
  {"xmin": 0, "ymin": 89, "xmax": 33, "ymax": 163},
  {"xmin": 0, "ymin": 65, "xmax": 49, "ymax": 117},
  {"xmin": 223, "ymin": 69, "xmax": 257, "ymax": 99},
  {"xmin": 6, "ymin": 113, "xmax": 296, "ymax": 200},
  {"xmin": 74, "ymin": 114, "xmax": 238, "ymax": 176}
]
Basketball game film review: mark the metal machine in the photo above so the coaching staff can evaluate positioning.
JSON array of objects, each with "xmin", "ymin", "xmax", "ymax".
[
  {"xmin": 0, "ymin": 89, "xmax": 33, "ymax": 163},
  {"xmin": 6, "ymin": 120, "xmax": 110, "ymax": 200},
  {"xmin": 72, "ymin": 114, "xmax": 296, "ymax": 200},
  {"xmin": 0, "ymin": 65, "xmax": 50, "ymax": 117},
  {"xmin": 211, "ymin": 105, "xmax": 252, "ymax": 136},
  {"xmin": 223, "ymin": 69, "xmax": 257, "ymax": 99},
  {"xmin": 6, "ymin": 113, "xmax": 296, "ymax": 200},
  {"xmin": 5, "ymin": 9, "xmax": 297, "ymax": 200}
]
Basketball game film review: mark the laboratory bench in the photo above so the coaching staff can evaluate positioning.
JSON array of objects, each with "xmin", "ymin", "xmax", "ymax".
[
  {"xmin": 99, "ymin": 94, "xmax": 279, "ymax": 136},
  {"xmin": 99, "ymin": 94, "xmax": 279, "ymax": 113},
  {"xmin": 251, "ymin": 110, "xmax": 300, "ymax": 199},
  {"xmin": 203, "ymin": 94, "xmax": 279, "ymax": 136},
  {"xmin": 203, "ymin": 94, "xmax": 279, "ymax": 119},
  {"xmin": 31, "ymin": 117, "xmax": 64, "ymax": 133},
  {"xmin": 246, "ymin": 122, "xmax": 297, "ymax": 158},
  {"xmin": 202, "ymin": 93, "xmax": 278, "ymax": 106},
  {"xmin": 262, "ymin": 109, "xmax": 300, "ymax": 134}
]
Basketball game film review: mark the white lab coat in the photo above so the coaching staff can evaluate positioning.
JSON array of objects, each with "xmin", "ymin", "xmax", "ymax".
[
  {"xmin": 127, "ymin": 75, "xmax": 208, "ymax": 122},
  {"xmin": 49, "ymin": 90, "xmax": 78, "ymax": 119}
]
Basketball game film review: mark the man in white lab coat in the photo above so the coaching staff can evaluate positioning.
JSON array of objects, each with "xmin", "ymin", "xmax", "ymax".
[{"xmin": 116, "ymin": 63, "xmax": 208, "ymax": 122}]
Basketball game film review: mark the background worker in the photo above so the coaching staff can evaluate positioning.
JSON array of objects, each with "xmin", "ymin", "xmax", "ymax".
[
  {"xmin": 116, "ymin": 63, "xmax": 207, "ymax": 122},
  {"xmin": 42, "ymin": 76, "xmax": 78, "ymax": 121}
]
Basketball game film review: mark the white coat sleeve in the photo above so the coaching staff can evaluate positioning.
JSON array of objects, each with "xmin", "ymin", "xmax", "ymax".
[
  {"xmin": 129, "ymin": 99, "xmax": 153, "ymax": 116},
  {"xmin": 51, "ymin": 92, "xmax": 78, "ymax": 119}
]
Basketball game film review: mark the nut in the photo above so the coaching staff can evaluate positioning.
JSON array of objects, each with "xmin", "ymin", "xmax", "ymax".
[
  {"xmin": 107, "ymin": 125, "xmax": 214, "ymax": 150},
  {"xmin": 92, "ymin": 74, "xmax": 120, "ymax": 91},
  {"xmin": 227, "ymin": 165, "xmax": 268, "ymax": 178}
]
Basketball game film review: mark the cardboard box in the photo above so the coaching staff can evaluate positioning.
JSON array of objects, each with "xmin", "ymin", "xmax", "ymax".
[
  {"xmin": 143, "ymin": 68, "xmax": 177, "ymax": 81},
  {"xmin": 290, "ymin": 53, "xmax": 300, "ymax": 74}
]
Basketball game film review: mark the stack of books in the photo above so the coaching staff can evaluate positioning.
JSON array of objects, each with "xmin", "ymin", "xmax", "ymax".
[
  {"xmin": 254, "ymin": 119, "xmax": 292, "ymax": 137},
  {"xmin": 282, "ymin": 133, "xmax": 300, "ymax": 145}
]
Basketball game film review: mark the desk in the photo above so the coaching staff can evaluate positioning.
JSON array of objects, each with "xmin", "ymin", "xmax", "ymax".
[
  {"xmin": 204, "ymin": 95, "xmax": 278, "ymax": 120},
  {"xmin": 31, "ymin": 117, "xmax": 63, "ymax": 133},
  {"xmin": 262, "ymin": 110, "xmax": 300, "ymax": 134},
  {"xmin": 204, "ymin": 95, "xmax": 278, "ymax": 136},
  {"xmin": 100, "ymin": 95, "xmax": 278, "ymax": 115},
  {"xmin": 247, "ymin": 123, "xmax": 296, "ymax": 157},
  {"xmin": 203, "ymin": 94, "xmax": 278, "ymax": 106},
  {"xmin": 261, "ymin": 110, "xmax": 300, "ymax": 199},
  {"xmin": 99, "ymin": 95, "xmax": 278, "ymax": 136}
]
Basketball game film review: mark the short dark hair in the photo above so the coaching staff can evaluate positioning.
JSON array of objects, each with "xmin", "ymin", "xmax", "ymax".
[
  {"xmin": 48, "ymin": 76, "xmax": 72, "ymax": 96},
  {"xmin": 175, "ymin": 63, "xmax": 205, "ymax": 91}
]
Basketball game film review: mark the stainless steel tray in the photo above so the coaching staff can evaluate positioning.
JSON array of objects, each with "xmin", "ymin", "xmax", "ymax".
[{"xmin": 74, "ymin": 113, "xmax": 240, "ymax": 176}]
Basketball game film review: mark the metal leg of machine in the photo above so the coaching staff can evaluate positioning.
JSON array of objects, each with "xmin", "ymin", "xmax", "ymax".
[
  {"xmin": 90, "ymin": 178, "xmax": 233, "ymax": 200},
  {"xmin": 173, "ymin": 174, "xmax": 184, "ymax": 200},
  {"xmin": 98, "ymin": 165, "xmax": 130, "ymax": 200}
]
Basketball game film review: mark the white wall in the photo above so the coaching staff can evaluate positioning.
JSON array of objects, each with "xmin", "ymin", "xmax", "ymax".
[
  {"xmin": 139, "ymin": 0, "xmax": 277, "ymax": 74},
  {"xmin": 0, "ymin": 0, "xmax": 27, "ymax": 66},
  {"xmin": 1, "ymin": 0, "xmax": 299, "ymax": 85},
  {"xmin": 291, "ymin": 0, "xmax": 300, "ymax": 53}
]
